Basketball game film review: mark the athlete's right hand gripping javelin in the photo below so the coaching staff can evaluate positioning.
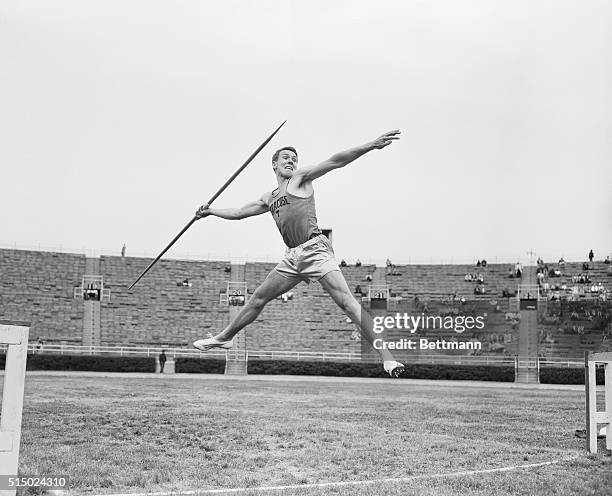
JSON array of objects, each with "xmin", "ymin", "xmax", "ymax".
[{"xmin": 195, "ymin": 203, "xmax": 211, "ymax": 219}]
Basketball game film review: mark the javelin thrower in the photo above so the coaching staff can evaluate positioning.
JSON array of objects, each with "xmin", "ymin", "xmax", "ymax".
[{"xmin": 193, "ymin": 130, "xmax": 404, "ymax": 377}]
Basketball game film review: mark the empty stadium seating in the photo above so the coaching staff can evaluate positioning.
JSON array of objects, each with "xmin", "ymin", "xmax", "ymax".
[{"xmin": 0, "ymin": 249, "xmax": 85, "ymax": 342}]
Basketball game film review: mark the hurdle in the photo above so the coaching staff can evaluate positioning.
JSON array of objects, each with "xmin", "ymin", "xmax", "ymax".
[
  {"xmin": 0, "ymin": 320, "xmax": 29, "ymax": 496},
  {"xmin": 584, "ymin": 351, "xmax": 612, "ymax": 453}
]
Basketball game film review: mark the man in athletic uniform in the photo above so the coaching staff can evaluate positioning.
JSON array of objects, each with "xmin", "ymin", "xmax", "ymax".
[{"xmin": 193, "ymin": 130, "xmax": 404, "ymax": 377}]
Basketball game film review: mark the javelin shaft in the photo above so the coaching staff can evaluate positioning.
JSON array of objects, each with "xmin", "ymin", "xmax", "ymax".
[{"xmin": 128, "ymin": 120, "xmax": 286, "ymax": 290}]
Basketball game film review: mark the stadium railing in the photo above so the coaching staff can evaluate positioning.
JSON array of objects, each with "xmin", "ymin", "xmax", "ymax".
[
  {"xmin": 1, "ymin": 343, "xmax": 592, "ymax": 369},
  {"xmin": 0, "ymin": 342, "xmax": 523, "ymax": 366}
]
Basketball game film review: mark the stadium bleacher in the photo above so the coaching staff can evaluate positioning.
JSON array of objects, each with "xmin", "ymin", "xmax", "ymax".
[
  {"xmin": 0, "ymin": 249, "xmax": 85, "ymax": 342},
  {"xmin": 1, "ymin": 248, "xmax": 610, "ymax": 359},
  {"xmin": 99, "ymin": 255, "xmax": 231, "ymax": 345}
]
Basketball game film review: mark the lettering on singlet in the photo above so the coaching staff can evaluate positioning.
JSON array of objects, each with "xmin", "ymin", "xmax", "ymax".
[{"xmin": 269, "ymin": 196, "xmax": 290, "ymax": 218}]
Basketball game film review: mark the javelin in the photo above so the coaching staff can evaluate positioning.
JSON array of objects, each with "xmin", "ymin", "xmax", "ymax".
[{"xmin": 128, "ymin": 120, "xmax": 287, "ymax": 290}]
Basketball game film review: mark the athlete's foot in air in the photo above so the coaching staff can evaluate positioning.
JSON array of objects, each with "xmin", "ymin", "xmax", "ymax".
[
  {"xmin": 193, "ymin": 332, "xmax": 234, "ymax": 351},
  {"xmin": 384, "ymin": 360, "xmax": 405, "ymax": 378}
]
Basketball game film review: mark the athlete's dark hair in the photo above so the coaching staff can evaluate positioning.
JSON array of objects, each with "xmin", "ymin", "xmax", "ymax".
[{"xmin": 272, "ymin": 147, "xmax": 298, "ymax": 163}]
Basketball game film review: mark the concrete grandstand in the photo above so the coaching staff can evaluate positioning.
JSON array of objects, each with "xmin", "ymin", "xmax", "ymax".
[{"xmin": 1, "ymin": 248, "xmax": 610, "ymax": 368}]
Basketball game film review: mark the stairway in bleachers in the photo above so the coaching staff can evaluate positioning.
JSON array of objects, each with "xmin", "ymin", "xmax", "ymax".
[
  {"xmin": 373, "ymin": 266, "xmax": 387, "ymax": 286},
  {"xmin": 518, "ymin": 305, "xmax": 538, "ymax": 358},
  {"xmin": 82, "ymin": 301, "xmax": 100, "ymax": 347},
  {"xmin": 225, "ymin": 263, "xmax": 247, "ymax": 374},
  {"xmin": 225, "ymin": 357, "xmax": 247, "ymax": 375},
  {"xmin": 522, "ymin": 265, "xmax": 537, "ymax": 286},
  {"xmin": 86, "ymin": 257, "xmax": 100, "ymax": 276},
  {"xmin": 515, "ymin": 365, "xmax": 539, "ymax": 384},
  {"xmin": 82, "ymin": 257, "xmax": 101, "ymax": 347}
]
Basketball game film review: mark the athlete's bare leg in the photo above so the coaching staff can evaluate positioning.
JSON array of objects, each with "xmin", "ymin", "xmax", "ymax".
[
  {"xmin": 214, "ymin": 270, "xmax": 298, "ymax": 341},
  {"xmin": 318, "ymin": 269, "xmax": 396, "ymax": 363}
]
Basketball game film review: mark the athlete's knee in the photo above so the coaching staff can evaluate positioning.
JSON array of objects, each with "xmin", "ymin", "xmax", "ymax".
[{"xmin": 249, "ymin": 290, "xmax": 272, "ymax": 309}]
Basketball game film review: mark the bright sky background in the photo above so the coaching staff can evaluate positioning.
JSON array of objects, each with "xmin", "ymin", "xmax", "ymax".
[{"xmin": 2, "ymin": 0, "xmax": 611, "ymax": 265}]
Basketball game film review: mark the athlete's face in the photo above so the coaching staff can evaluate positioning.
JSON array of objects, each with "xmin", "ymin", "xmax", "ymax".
[{"xmin": 273, "ymin": 150, "xmax": 298, "ymax": 178}]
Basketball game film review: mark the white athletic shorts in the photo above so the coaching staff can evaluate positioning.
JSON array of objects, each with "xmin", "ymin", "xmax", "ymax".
[{"xmin": 274, "ymin": 234, "xmax": 340, "ymax": 284}]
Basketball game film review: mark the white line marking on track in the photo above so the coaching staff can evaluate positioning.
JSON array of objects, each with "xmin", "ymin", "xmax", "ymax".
[{"xmin": 92, "ymin": 456, "xmax": 580, "ymax": 496}]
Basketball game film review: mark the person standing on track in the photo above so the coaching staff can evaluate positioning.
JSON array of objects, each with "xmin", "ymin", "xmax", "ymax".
[{"xmin": 193, "ymin": 130, "xmax": 404, "ymax": 377}]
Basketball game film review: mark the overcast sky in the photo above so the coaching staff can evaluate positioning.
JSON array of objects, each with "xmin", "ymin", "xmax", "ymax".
[{"xmin": 2, "ymin": 0, "xmax": 611, "ymax": 265}]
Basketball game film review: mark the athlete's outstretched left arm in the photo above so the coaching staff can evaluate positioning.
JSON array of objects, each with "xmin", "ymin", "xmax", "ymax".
[{"xmin": 296, "ymin": 130, "xmax": 400, "ymax": 183}]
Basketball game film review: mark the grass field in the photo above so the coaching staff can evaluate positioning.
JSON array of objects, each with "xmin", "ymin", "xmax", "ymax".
[{"xmin": 3, "ymin": 372, "xmax": 612, "ymax": 495}]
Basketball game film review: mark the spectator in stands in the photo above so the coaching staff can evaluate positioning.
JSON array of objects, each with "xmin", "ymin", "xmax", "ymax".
[
  {"xmin": 340, "ymin": 259, "xmax": 347, "ymax": 267},
  {"xmin": 605, "ymin": 256, "xmax": 611, "ymax": 265},
  {"xmin": 35, "ymin": 338, "xmax": 44, "ymax": 353},
  {"xmin": 121, "ymin": 243, "xmax": 126, "ymax": 257},
  {"xmin": 508, "ymin": 268, "xmax": 514, "ymax": 278},
  {"xmin": 515, "ymin": 262, "xmax": 522, "ymax": 278},
  {"xmin": 281, "ymin": 291, "xmax": 294, "ymax": 302},
  {"xmin": 355, "ymin": 259, "xmax": 362, "ymax": 267},
  {"xmin": 159, "ymin": 350, "xmax": 167, "ymax": 373},
  {"xmin": 476, "ymin": 260, "xmax": 481, "ymax": 267},
  {"xmin": 537, "ymin": 271, "xmax": 544, "ymax": 285},
  {"xmin": 386, "ymin": 258, "xmax": 396, "ymax": 275},
  {"xmin": 589, "ymin": 249, "xmax": 594, "ymax": 262},
  {"xmin": 224, "ymin": 265, "xmax": 231, "ymax": 273},
  {"xmin": 465, "ymin": 273, "xmax": 473, "ymax": 282},
  {"xmin": 537, "ymin": 257, "xmax": 543, "ymax": 266},
  {"xmin": 477, "ymin": 274, "xmax": 484, "ymax": 284},
  {"xmin": 558, "ymin": 257, "xmax": 566, "ymax": 266},
  {"xmin": 481, "ymin": 259, "xmax": 487, "ymax": 267},
  {"xmin": 354, "ymin": 284, "xmax": 362, "ymax": 294}
]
